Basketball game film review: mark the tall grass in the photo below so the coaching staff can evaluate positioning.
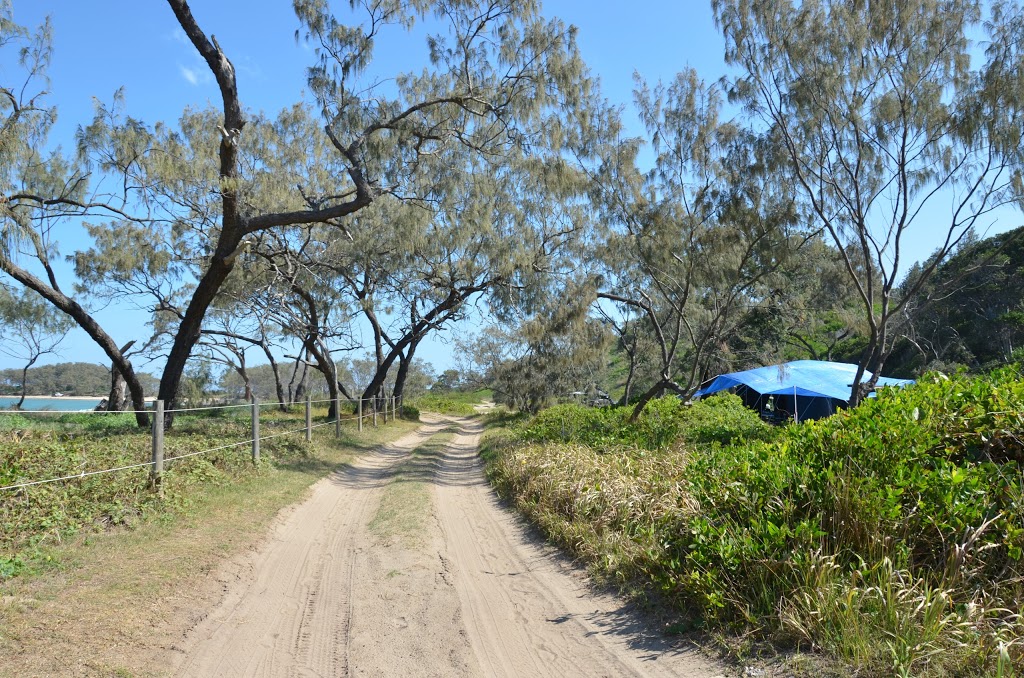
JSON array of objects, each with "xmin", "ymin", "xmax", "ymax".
[{"xmin": 486, "ymin": 371, "xmax": 1024, "ymax": 676}]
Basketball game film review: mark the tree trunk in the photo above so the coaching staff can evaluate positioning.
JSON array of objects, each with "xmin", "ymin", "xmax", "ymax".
[
  {"xmin": 391, "ymin": 338, "xmax": 420, "ymax": 405},
  {"xmin": 15, "ymin": 355, "xmax": 36, "ymax": 410},
  {"xmin": 619, "ymin": 350, "xmax": 637, "ymax": 407},
  {"xmin": 105, "ymin": 340, "xmax": 136, "ymax": 411},
  {"xmin": 261, "ymin": 344, "xmax": 288, "ymax": 411},
  {"xmin": 157, "ymin": 247, "xmax": 240, "ymax": 425}
]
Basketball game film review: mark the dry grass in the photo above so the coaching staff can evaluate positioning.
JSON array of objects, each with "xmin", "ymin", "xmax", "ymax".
[{"xmin": 0, "ymin": 418, "xmax": 419, "ymax": 678}]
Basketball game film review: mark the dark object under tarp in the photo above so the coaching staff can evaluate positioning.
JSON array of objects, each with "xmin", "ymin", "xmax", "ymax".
[{"xmin": 693, "ymin": 360, "xmax": 913, "ymax": 423}]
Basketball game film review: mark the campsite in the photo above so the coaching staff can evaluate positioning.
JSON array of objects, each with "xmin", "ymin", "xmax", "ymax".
[{"xmin": 2, "ymin": 0, "xmax": 1024, "ymax": 676}]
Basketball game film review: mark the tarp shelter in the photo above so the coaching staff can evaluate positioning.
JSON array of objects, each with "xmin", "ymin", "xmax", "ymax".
[{"xmin": 693, "ymin": 360, "xmax": 913, "ymax": 423}]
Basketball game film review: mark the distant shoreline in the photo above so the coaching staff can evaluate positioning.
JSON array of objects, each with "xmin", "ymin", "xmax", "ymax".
[{"xmin": 2, "ymin": 395, "xmax": 158, "ymax": 401}]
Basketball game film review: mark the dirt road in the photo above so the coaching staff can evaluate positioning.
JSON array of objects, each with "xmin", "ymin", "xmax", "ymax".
[{"xmin": 169, "ymin": 415, "xmax": 726, "ymax": 677}]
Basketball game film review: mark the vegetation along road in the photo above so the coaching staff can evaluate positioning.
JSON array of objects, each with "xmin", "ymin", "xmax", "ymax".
[{"xmin": 169, "ymin": 414, "xmax": 723, "ymax": 677}]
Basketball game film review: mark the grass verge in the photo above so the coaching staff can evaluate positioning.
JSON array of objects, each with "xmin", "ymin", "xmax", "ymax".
[
  {"xmin": 0, "ymin": 413, "xmax": 419, "ymax": 677},
  {"xmin": 369, "ymin": 433, "xmax": 454, "ymax": 547},
  {"xmin": 484, "ymin": 371, "xmax": 1024, "ymax": 677}
]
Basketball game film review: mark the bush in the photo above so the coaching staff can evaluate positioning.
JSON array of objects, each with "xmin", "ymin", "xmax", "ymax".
[
  {"xmin": 486, "ymin": 374, "xmax": 1024, "ymax": 675},
  {"xmin": 407, "ymin": 389, "xmax": 491, "ymax": 416},
  {"xmin": 522, "ymin": 394, "xmax": 774, "ymax": 451}
]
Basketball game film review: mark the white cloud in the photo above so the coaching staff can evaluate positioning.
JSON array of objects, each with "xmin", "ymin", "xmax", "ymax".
[
  {"xmin": 179, "ymin": 65, "xmax": 211, "ymax": 86},
  {"xmin": 169, "ymin": 28, "xmax": 190, "ymax": 46}
]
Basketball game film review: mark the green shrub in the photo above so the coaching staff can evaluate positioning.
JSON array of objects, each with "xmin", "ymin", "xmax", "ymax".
[
  {"xmin": 522, "ymin": 394, "xmax": 774, "ymax": 451},
  {"xmin": 0, "ymin": 408, "xmax": 341, "ymax": 579},
  {"xmin": 487, "ymin": 373, "xmax": 1024, "ymax": 675},
  {"xmin": 408, "ymin": 389, "xmax": 491, "ymax": 416}
]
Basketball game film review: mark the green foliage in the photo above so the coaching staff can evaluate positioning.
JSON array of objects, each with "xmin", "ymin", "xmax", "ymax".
[
  {"xmin": 892, "ymin": 226, "xmax": 1024, "ymax": 376},
  {"xmin": 408, "ymin": 389, "xmax": 492, "ymax": 416},
  {"xmin": 488, "ymin": 373, "xmax": 1024, "ymax": 675},
  {"xmin": 522, "ymin": 394, "xmax": 774, "ymax": 451},
  {"xmin": 0, "ymin": 362, "xmax": 158, "ymax": 398}
]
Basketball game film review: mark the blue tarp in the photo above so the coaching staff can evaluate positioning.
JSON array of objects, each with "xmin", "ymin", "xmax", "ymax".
[{"xmin": 694, "ymin": 360, "xmax": 913, "ymax": 422}]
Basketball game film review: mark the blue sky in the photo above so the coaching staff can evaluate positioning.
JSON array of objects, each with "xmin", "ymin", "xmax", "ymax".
[{"xmin": 2, "ymin": 1, "xmax": 1019, "ymax": 377}]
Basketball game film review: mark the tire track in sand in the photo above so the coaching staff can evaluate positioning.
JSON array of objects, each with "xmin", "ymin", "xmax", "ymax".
[
  {"xmin": 170, "ymin": 421, "xmax": 446, "ymax": 677},
  {"xmin": 169, "ymin": 414, "xmax": 726, "ymax": 677},
  {"xmin": 433, "ymin": 416, "xmax": 725, "ymax": 678}
]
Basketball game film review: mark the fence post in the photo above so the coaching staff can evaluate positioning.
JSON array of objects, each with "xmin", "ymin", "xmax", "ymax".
[
  {"xmin": 305, "ymin": 393, "xmax": 312, "ymax": 442},
  {"xmin": 251, "ymin": 397, "xmax": 260, "ymax": 464},
  {"xmin": 358, "ymin": 397, "xmax": 363, "ymax": 432},
  {"xmin": 373, "ymin": 397, "xmax": 378, "ymax": 427},
  {"xmin": 383, "ymin": 395, "xmax": 388, "ymax": 424},
  {"xmin": 338, "ymin": 394, "xmax": 345, "ymax": 437},
  {"xmin": 151, "ymin": 399, "xmax": 164, "ymax": 495}
]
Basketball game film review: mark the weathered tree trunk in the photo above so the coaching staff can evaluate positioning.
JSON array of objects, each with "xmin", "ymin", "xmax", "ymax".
[
  {"xmin": 260, "ymin": 344, "xmax": 288, "ymax": 411},
  {"xmin": 105, "ymin": 341, "xmax": 136, "ymax": 411},
  {"xmin": 619, "ymin": 351, "xmax": 637, "ymax": 407}
]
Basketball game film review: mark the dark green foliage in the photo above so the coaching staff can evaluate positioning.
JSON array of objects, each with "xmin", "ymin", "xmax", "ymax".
[
  {"xmin": 489, "ymin": 373, "xmax": 1024, "ymax": 674},
  {"xmin": 892, "ymin": 226, "xmax": 1024, "ymax": 375},
  {"xmin": 522, "ymin": 394, "xmax": 774, "ymax": 450}
]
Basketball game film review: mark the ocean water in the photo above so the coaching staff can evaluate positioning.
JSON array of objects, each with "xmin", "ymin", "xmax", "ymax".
[{"xmin": 0, "ymin": 397, "xmax": 104, "ymax": 412}]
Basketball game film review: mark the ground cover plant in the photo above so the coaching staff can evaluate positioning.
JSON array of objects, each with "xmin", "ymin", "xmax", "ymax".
[
  {"xmin": 485, "ymin": 370, "xmax": 1024, "ymax": 676},
  {"xmin": 408, "ymin": 389, "xmax": 493, "ymax": 416},
  {"xmin": 0, "ymin": 406, "xmax": 412, "ymax": 580}
]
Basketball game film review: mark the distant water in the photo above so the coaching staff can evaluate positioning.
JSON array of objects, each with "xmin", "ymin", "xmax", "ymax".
[{"xmin": 0, "ymin": 397, "xmax": 104, "ymax": 412}]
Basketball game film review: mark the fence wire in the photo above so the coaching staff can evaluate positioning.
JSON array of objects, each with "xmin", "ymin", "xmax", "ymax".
[{"xmin": 0, "ymin": 397, "xmax": 402, "ymax": 492}]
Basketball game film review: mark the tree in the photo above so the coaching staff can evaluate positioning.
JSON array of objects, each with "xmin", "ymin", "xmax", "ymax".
[
  {"xmin": 715, "ymin": 0, "xmax": 1024, "ymax": 404},
  {"xmin": 892, "ymin": 225, "xmax": 1024, "ymax": 373},
  {"xmin": 140, "ymin": 0, "xmax": 589, "ymax": 422},
  {"xmin": 458, "ymin": 307, "xmax": 612, "ymax": 414},
  {"xmin": 5, "ymin": 0, "xmax": 589, "ymax": 428},
  {"xmin": 0, "ymin": 7, "xmax": 152, "ymax": 425},
  {"xmin": 0, "ymin": 285, "xmax": 72, "ymax": 408},
  {"xmin": 587, "ymin": 69, "xmax": 800, "ymax": 418}
]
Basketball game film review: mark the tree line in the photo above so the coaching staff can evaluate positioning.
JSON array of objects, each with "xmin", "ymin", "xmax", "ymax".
[{"xmin": 1, "ymin": 0, "xmax": 1022, "ymax": 424}]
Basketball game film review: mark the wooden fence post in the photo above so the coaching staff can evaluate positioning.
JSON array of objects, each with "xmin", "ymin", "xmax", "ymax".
[
  {"xmin": 151, "ymin": 399, "xmax": 164, "ymax": 495},
  {"xmin": 305, "ymin": 393, "xmax": 312, "ymax": 442},
  {"xmin": 358, "ymin": 397, "xmax": 363, "ymax": 432},
  {"xmin": 373, "ymin": 397, "xmax": 378, "ymax": 427},
  {"xmin": 251, "ymin": 398, "xmax": 260, "ymax": 464},
  {"xmin": 334, "ymin": 392, "xmax": 341, "ymax": 438}
]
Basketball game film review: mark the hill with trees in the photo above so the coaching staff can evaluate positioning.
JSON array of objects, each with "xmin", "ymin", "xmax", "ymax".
[{"xmin": 0, "ymin": 362, "xmax": 159, "ymax": 397}]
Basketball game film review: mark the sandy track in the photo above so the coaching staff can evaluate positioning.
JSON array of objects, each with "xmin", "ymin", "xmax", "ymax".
[{"xmin": 169, "ymin": 415, "xmax": 726, "ymax": 677}]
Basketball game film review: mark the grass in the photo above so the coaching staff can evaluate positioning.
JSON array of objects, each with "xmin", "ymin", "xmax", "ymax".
[
  {"xmin": 369, "ymin": 433, "xmax": 454, "ymax": 547},
  {"xmin": 408, "ymin": 389, "xmax": 493, "ymax": 416},
  {"xmin": 484, "ymin": 370, "xmax": 1024, "ymax": 677},
  {"xmin": 0, "ymin": 408, "xmax": 419, "ymax": 677}
]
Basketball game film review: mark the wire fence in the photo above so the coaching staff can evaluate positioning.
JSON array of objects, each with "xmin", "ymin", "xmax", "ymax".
[{"xmin": 0, "ymin": 394, "xmax": 404, "ymax": 493}]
